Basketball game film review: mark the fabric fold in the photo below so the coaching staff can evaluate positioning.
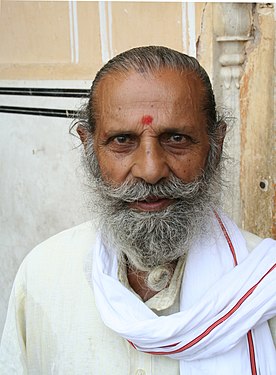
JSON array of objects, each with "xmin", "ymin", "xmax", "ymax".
[{"xmin": 92, "ymin": 212, "xmax": 276, "ymax": 374}]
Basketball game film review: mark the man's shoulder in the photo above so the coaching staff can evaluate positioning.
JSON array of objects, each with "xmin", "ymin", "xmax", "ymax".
[
  {"xmin": 28, "ymin": 221, "xmax": 96, "ymax": 258},
  {"xmin": 240, "ymin": 229, "xmax": 263, "ymax": 252},
  {"xmin": 7, "ymin": 222, "xmax": 100, "ymax": 345},
  {"xmin": 19, "ymin": 221, "xmax": 97, "ymax": 282}
]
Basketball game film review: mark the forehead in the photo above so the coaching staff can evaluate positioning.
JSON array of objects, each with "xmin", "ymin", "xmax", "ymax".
[{"xmin": 94, "ymin": 68, "xmax": 207, "ymax": 125}]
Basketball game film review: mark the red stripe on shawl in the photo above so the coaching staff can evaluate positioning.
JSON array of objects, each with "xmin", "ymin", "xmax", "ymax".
[
  {"xmin": 127, "ymin": 340, "xmax": 137, "ymax": 349},
  {"xmin": 247, "ymin": 331, "xmax": 257, "ymax": 375},
  {"xmin": 144, "ymin": 263, "xmax": 275, "ymax": 355},
  {"xmin": 216, "ymin": 214, "xmax": 258, "ymax": 375},
  {"xmin": 214, "ymin": 211, "xmax": 238, "ymax": 266}
]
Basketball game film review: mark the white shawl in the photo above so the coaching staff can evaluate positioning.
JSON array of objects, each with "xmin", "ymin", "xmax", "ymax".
[{"xmin": 92, "ymin": 212, "xmax": 276, "ymax": 374}]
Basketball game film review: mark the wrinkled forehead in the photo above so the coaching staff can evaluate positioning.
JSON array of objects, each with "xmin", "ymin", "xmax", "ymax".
[{"xmin": 92, "ymin": 68, "xmax": 208, "ymax": 122}]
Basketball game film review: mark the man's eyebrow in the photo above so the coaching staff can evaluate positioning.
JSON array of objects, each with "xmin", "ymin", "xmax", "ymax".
[
  {"xmin": 158, "ymin": 125, "xmax": 199, "ymax": 133},
  {"xmin": 102, "ymin": 130, "xmax": 137, "ymax": 138}
]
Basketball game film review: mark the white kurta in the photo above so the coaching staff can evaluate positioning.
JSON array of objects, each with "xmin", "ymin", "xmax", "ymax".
[{"xmin": 0, "ymin": 221, "xmax": 275, "ymax": 375}]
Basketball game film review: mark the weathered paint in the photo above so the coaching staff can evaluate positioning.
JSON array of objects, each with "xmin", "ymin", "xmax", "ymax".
[
  {"xmin": 239, "ymin": 4, "xmax": 275, "ymax": 238},
  {"xmin": 0, "ymin": 1, "xmax": 202, "ymax": 79},
  {"xmin": 68, "ymin": 0, "xmax": 79, "ymax": 64},
  {"xmin": 98, "ymin": 1, "xmax": 110, "ymax": 63}
]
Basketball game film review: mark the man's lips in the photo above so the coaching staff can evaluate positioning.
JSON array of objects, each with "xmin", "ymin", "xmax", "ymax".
[{"xmin": 129, "ymin": 197, "xmax": 174, "ymax": 212}]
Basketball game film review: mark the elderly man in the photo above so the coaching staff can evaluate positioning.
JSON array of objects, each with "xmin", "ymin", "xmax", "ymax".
[{"xmin": 1, "ymin": 46, "xmax": 276, "ymax": 374}]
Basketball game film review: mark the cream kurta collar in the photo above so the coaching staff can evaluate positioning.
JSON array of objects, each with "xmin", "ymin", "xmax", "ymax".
[{"xmin": 118, "ymin": 255, "xmax": 186, "ymax": 312}]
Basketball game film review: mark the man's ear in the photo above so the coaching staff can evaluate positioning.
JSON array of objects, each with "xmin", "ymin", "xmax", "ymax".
[
  {"xmin": 218, "ymin": 121, "xmax": 227, "ymax": 148},
  {"xmin": 215, "ymin": 121, "xmax": 227, "ymax": 164},
  {"xmin": 77, "ymin": 125, "xmax": 89, "ymax": 148}
]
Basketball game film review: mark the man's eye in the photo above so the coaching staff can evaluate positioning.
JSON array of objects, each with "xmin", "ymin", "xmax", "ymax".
[
  {"xmin": 165, "ymin": 133, "xmax": 190, "ymax": 143},
  {"xmin": 169, "ymin": 134, "xmax": 186, "ymax": 142},
  {"xmin": 160, "ymin": 132, "xmax": 195, "ymax": 149},
  {"xmin": 113, "ymin": 135, "xmax": 131, "ymax": 144}
]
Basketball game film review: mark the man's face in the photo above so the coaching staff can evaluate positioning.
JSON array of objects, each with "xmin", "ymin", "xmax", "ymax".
[
  {"xmin": 93, "ymin": 69, "xmax": 210, "ymax": 212},
  {"xmin": 83, "ymin": 68, "xmax": 220, "ymax": 274}
]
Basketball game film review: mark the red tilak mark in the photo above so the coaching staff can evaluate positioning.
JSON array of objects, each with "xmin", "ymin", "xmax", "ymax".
[{"xmin": 141, "ymin": 115, "xmax": 153, "ymax": 125}]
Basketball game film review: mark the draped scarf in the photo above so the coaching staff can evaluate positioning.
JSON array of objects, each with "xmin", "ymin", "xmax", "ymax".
[{"xmin": 92, "ymin": 212, "xmax": 276, "ymax": 374}]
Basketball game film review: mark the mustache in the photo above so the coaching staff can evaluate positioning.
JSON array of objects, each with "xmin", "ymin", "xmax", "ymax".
[{"xmin": 95, "ymin": 173, "xmax": 207, "ymax": 204}]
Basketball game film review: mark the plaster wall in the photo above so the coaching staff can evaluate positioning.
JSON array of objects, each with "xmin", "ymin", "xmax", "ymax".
[
  {"xmin": 240, "ymin": 4, "xmax": 275, "ymax": 238},
  {"xmin": 197, "ymin": 3, "xmax": 276, "ymax": 236},
  {"xmin": 0, "ymin": 1, "xmax": 200, "ymax": 79},
  {"xmin": 0, "ymin": 80, "xmax": 91, "ymax": 334}
]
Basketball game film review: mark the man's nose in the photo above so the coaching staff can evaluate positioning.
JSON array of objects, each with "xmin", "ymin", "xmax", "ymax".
[{"xmin": 131, "ymin": 141, "xmax": 170, "ymax": 184}]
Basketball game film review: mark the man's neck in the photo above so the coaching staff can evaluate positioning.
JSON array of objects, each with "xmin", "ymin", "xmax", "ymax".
[
  {"xmin": 127, "ymin": 268, "xmax": 158, "ymax": 301},
  {"xmin": 127, "ymin": 262, "xmax": 177, "ymax": 302}
]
